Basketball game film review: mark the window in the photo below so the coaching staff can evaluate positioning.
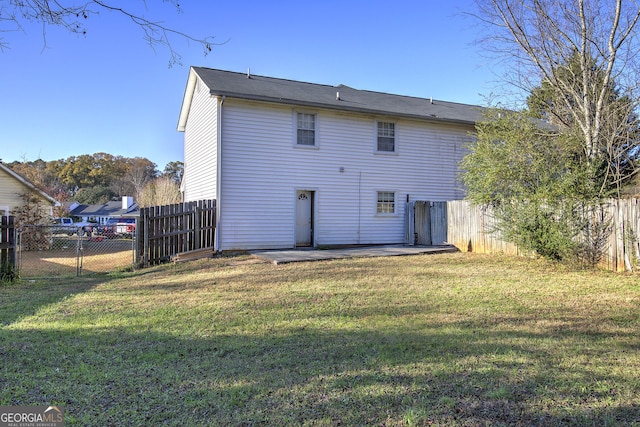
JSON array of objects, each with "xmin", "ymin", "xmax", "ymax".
[
  {"xmin": 377, "ymin": 121, "xmax": 395, "ymax": 152},
  {"xmin": 297, "ymin": 112, "xmax": 316, "ymax": 146},
  {"xmin": 377, "ymin": 191, "xmax": 395, "ymax": 214}
]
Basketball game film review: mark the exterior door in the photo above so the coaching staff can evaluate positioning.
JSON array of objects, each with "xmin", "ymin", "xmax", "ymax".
[{"xmin": 296, "ymin": 190, "xmax": 313, "ymax": 246}]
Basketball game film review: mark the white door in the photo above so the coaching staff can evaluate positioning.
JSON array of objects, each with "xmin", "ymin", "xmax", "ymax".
[{"xmin": 296, "ymin": 191, "xmax": 313, "ymax": 246}]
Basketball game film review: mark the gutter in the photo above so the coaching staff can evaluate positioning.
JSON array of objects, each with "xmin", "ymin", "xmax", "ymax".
[{"xmin": 208, "ymin": 91, "xmax": 481, "ymax": 127}]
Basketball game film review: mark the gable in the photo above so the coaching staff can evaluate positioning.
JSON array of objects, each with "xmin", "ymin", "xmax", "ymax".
[{"xmin": 0, "ymin": 165, "xmax": 56, "ymax": 214}]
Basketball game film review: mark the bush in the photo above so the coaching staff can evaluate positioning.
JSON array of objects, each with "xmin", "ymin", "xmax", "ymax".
[
  {"xmin": 14, "ymin": 192, "xmax": 53, "ymax": 251},
  {"xmin": 460, "ymin": 108, "xmax": 610, "ymax": 265},
  {"xmin": 495, "ymin": 200, "xmax": 579, "ymax": 262}
]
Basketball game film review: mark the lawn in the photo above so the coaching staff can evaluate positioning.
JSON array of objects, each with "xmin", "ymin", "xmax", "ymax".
[{"xmin": 1, "ymin": 252, "xmax": 639, "ymax": 426}]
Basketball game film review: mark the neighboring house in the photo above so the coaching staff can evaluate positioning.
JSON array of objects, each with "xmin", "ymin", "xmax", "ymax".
[
  {"xmin": 0, "ymin": 162, "xmax": 56, "ymax": 217},
  {"xmin": 178, "ymin": 67, "xmax": 482, "ymax": 251},
  {"xmin": 69, "ymin": 196, "xmax": 138, "ymax": 225}
]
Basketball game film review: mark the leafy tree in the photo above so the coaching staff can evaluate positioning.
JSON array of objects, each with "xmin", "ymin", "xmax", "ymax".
[
  {"xmin": 162, "ymin": 161, "xmax": 184, "ymax": 185},
  {"xmin": 7, "ymin": 154, "xmax": 182, "ymax": 204},
  {"xmin": 88, "ymin": 152, "xmax": 127, "ymax": 189},
  {"xmin": 8, "ymin": 158, "xmax": 63, "ymax": 197},
  {"xmin": 74, "ymin": 186, "xmax": 116, "ymax": 204},
  {"xmin": 465, "ymin": 0, "xmax": 640, "ymax": 266},
  {"xmin": 462, "ymin": 109, "xmax": 584, "ymax": 204},
  {"xmin": 461, "ymin": 108, "xmax": 594, "ymax": 261},
  {"xmin": 1, "ymin": 0, "xmax": 217, "ymax": 66},
  {"xmin": 58, "ymin": 154, "xmax": 96, "ymax": 192}
]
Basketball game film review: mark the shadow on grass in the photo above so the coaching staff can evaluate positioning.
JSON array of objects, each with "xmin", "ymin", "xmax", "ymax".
[
  {"xmin": 1, "ymin": 322, "xmax": 638, "ymax": 426},
  {"xmin": 0, "ymin": 276, "xmax": 106, "ymax": 326},
  {"xmin": 2, "ymin": 254, "xmax": 639, "ymax": 425}
]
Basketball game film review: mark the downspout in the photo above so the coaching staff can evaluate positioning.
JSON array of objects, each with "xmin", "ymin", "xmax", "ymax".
[
  {"xmin": 358, "ymin": 171, "xmax": 362, "ymax": 244},
  {"xmin": 215, "ymin": 95, "xmax": 225, "ymax": 252}
]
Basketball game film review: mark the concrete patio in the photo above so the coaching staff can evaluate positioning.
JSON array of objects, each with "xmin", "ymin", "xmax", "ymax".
[{"xmin": 250, "ymin": 244, "xmax": 458, "ymax": 265}]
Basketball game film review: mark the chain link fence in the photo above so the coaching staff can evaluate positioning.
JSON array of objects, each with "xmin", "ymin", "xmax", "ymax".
[{"xmin": 17, "ymin": 225, "xmax": 136, "ymax": 278}]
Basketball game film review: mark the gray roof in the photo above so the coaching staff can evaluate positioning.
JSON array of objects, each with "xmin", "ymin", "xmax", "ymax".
[
  {"xmin": 70, "ymin": 201, "xmax": 138, "ymax": 218},
  {"xmin": 191, "ymin": 67, "xmax": 483, "ymax": 125}
]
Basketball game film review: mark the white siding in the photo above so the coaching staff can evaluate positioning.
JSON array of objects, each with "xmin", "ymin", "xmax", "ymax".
[
  {"xmin": 216, "ymin": 99, "xmax": 472, "ymax": 250},
  {"xmin": 182, "ymin": 77, "xmax": 218, "ymax": 201}
]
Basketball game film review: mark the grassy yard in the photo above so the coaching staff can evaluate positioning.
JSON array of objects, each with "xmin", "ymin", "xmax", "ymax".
[{"xmin": 1, "ymin": 252, "xmax": 639, "ymax": 426}]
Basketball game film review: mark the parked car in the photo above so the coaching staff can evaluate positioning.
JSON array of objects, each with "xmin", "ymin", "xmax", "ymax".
[
  {"xmin": 51, "ymin": 217, "xmax": 95, "ymax": 236},
  {"xmin": 101, "ymin": 218, "xmax": 118, "ymax": 238},
  {"xmin": 102, "ymin": 217, "xmax": 136, "ymax": 238},
  {"xmin": 51, "ymin": 217, "xmax": 76, "ymax": 235}
]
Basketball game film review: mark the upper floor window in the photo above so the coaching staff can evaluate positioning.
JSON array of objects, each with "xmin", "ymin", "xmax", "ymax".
[
  {"xmin": 377, "ymin": 191, "xmax": 396, "ymax": 214},
  {"xmin": 377, "ymin": 121, "xmax": 395, "ymax": 152},
  {"xmin": 297, "ymin": 112, "xmax": 316, "ymax": 146}
]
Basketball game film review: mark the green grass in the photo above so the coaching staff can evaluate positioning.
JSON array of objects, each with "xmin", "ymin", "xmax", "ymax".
[{"xmin": 1, "ymin": 252, "xmax": 639, "ymax": 426}]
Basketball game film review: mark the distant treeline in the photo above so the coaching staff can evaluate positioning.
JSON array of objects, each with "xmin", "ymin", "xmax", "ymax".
[{"xmin": 6, "ymin": 153, "xmax": 183, "ymax": 206}]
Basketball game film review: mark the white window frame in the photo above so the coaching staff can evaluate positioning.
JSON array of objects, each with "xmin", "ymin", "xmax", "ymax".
[
  {"xmin": 0, "ymin": 206, "xmax": 9, "ymax": 217},
  {"xmin": 375, "ymin": 120, "xmax": 397, "ymax": 154},
  {"xmin": 294, "ymin": 111, "xmax": 318, "ymax": 148},
  {"xmin": 376, "ymin": 191, "xmax": 397, "ymax": 215}
]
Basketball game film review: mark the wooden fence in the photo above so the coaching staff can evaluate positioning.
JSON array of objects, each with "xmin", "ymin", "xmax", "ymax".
[
  {"xmin": 410, "ymin": 201, "xmax": 448, "ymax": 245},
  {"xmin": 0, "ymin": 216, "xmax": 16, "ymax": 271},
  {"xmin": 137, "ymin": 200, "xmax": 216, "ymax": 267},
  {"xmin": 445, "ymin": 199, "xmax": 640, "ymax": 272}
]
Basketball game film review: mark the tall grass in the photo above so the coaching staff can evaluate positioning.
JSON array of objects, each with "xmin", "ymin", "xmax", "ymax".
[{"xmin": 1, "ymin": 253, "xmax": 639, "ymax": 425}]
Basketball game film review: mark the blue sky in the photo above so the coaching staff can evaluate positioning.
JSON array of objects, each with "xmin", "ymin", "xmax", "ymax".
[{"xmin": 1, "ymin": 0, "xmax": 499, "ymax": 170}]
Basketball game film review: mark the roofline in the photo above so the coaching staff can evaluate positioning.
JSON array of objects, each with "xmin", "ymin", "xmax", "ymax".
[
  {"xmin": 177, "ymin": 67, "xmax": 198, "ymax": 132},
  {"xmin": 0, "ymin": 162, "xmax": 57, "ymax": 205},
  {"xmin": 205, "ymin": 90, "xmax": 479, "ymax": 126}
]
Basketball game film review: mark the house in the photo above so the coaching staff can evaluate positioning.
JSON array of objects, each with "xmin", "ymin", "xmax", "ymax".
[
  {"xmin": 0, "ymin": 162, "xmax": 56, "ymax": 217},
  {"xmin": 69, "ymin": 196, "xmax": 138, "ymax": 225},
  {"xmin": 177, "ymin": 67, "xmax": 482, "ymax": 251}
]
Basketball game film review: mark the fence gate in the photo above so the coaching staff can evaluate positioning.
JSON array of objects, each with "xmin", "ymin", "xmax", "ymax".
[
  {"xmin": 409, "ymin": 201, "xmax": 448, "ymax": 246},
  {"xmin": 17, "ymin": 225, "xmax": 136, "ymax": 278}
]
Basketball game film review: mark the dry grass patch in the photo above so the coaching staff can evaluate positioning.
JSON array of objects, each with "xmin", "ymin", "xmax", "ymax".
[{"xmin": 19, "ymin": 238, "xmax": 134, "ymax": 277}]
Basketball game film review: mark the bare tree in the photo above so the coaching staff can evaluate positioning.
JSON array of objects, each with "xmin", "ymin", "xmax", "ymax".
[
  {"xmin": 138, "ymin": 175, "xmax": 181, "ymax": 207},
  {"xmin": 125, "ymin": 157, "xmax": 157, "ymax": 201},
  {"xmin": 1, "ymin": 0, "xmax": 217, "ymax": 65},
  {"xmin": 474, "ymin": 0, "xmax": 640, "ymax": 192}
]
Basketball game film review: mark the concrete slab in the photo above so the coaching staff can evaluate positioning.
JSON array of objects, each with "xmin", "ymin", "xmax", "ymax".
[{"xmin": 250, "ymin": 245, "xmax": 458, "ymax": 265}]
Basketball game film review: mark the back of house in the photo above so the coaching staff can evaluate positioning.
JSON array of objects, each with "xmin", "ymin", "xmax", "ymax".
[{"xmin": 178, "ymin": 67, "xmax": 480, "ymax": 251}]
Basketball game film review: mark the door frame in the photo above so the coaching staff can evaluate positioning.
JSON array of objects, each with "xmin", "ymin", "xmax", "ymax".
[{"xmin": 294, "ymin": 188, "xmax": 316, "ymax": 247}]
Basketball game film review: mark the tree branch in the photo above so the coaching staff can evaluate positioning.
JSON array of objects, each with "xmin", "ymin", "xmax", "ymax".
[{"xmin": 0, "ymin": 1, "xmax": 220, "ymax": 65}]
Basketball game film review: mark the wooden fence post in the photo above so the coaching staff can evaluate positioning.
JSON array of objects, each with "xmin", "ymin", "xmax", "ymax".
[{"xmin": 1, "ymin": 216, "xmax": 16, "ymax": 272}]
